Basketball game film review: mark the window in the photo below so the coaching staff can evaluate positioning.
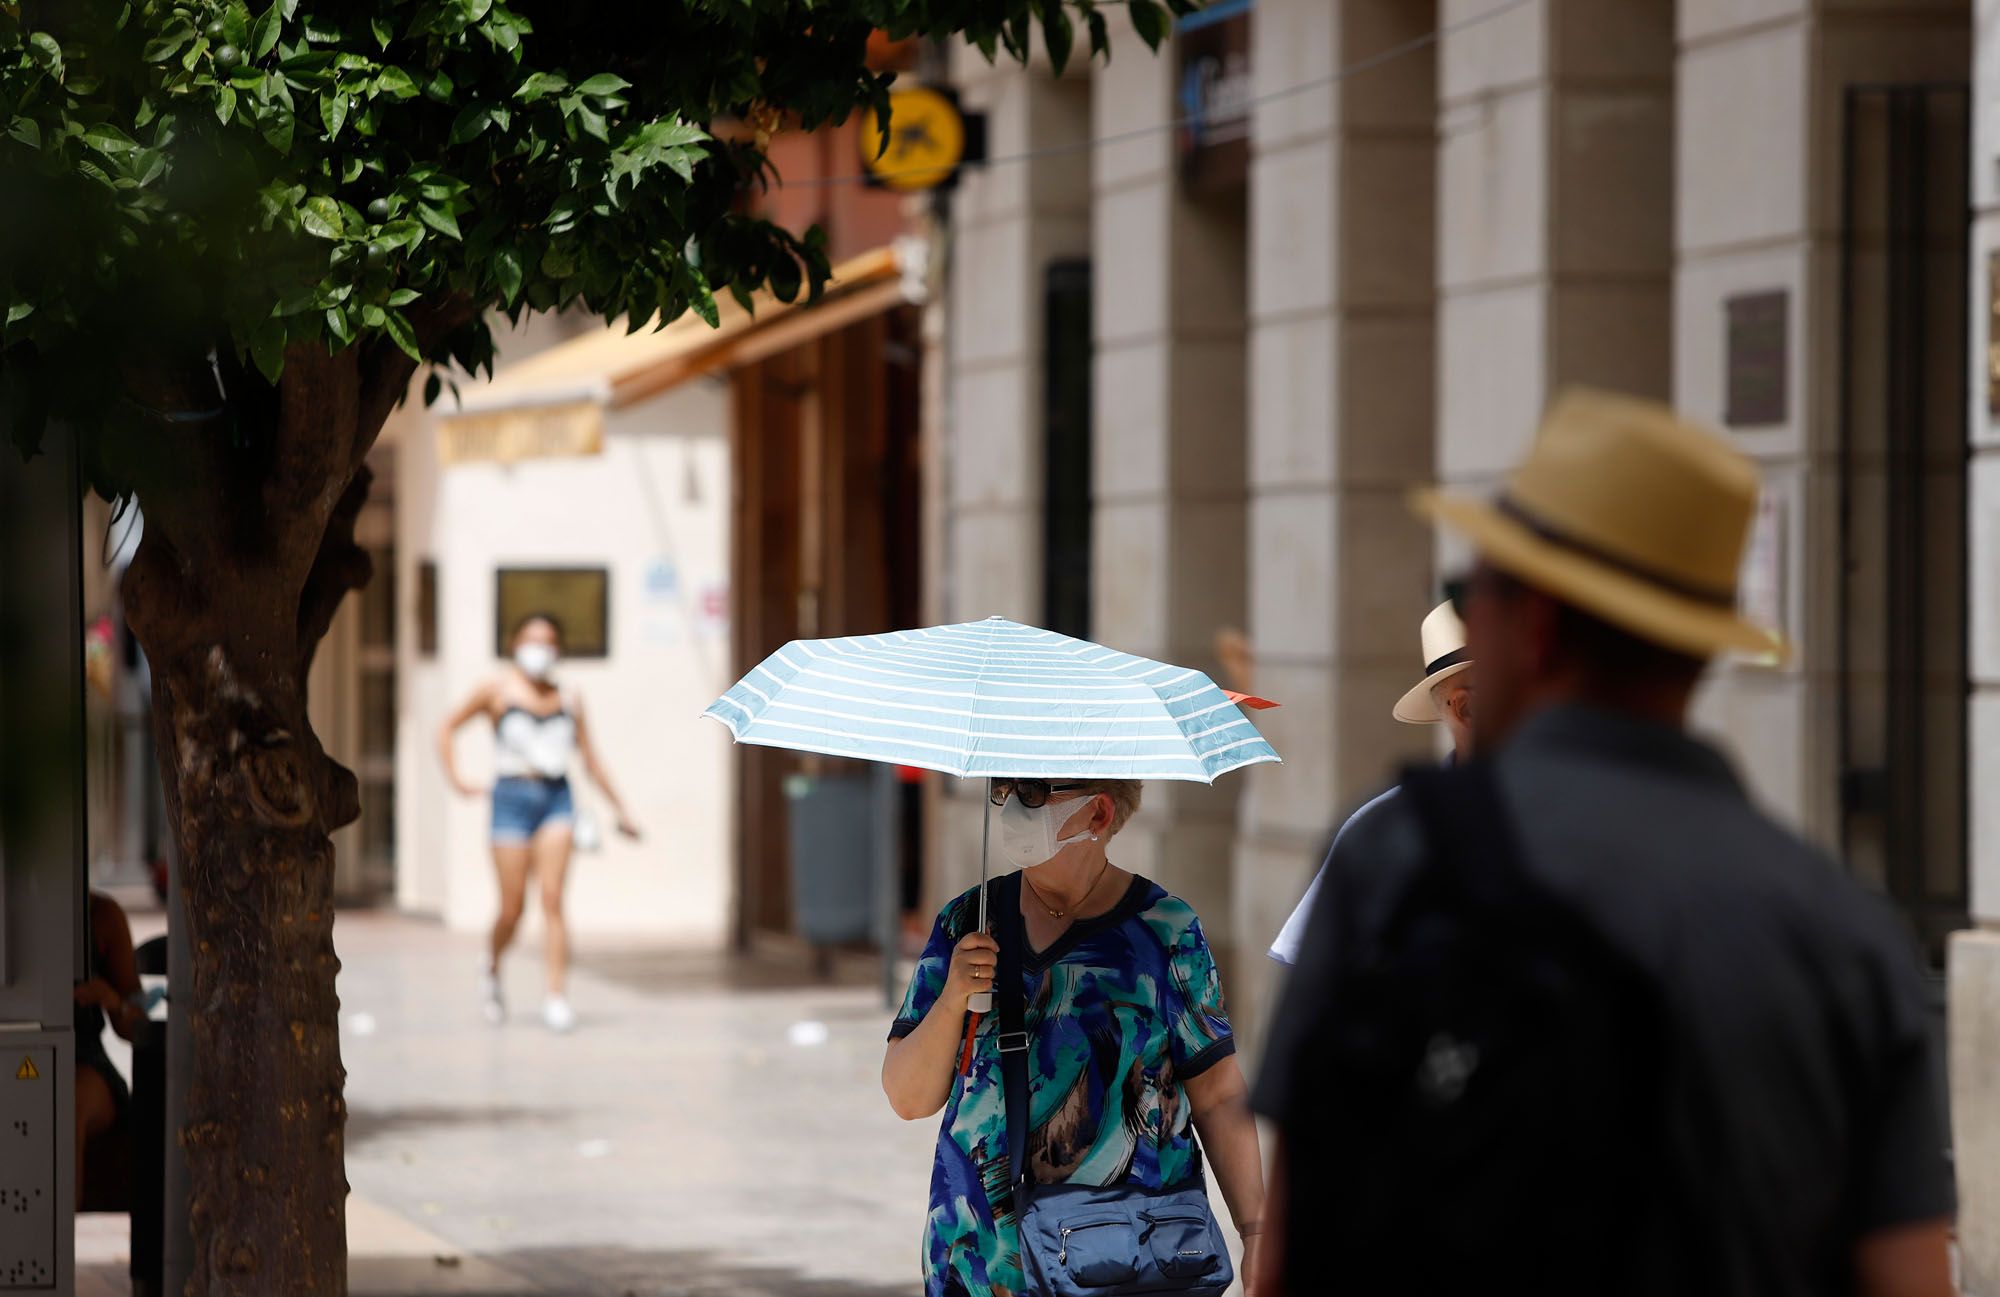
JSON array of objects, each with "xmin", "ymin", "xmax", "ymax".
[
  {"xmin": 1042, "ymin": 260, "xmax": 1093, "ymax": 640},
  {"xmin": 495, "ymin": 567, "xmax": 610, "ymax": 658},
  {"xmin": 416, "ymin": 560, "xmax": 438, "ymax": 658}
]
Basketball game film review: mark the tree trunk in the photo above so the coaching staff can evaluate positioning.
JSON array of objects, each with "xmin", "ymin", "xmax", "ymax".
[
  {"xmin": 108, "ymin": 309, "xmax": 466, "ymax": 1296},
  {"xmin": 115, "ymin": 340, "xmax": 404, "ymax": 1296}
]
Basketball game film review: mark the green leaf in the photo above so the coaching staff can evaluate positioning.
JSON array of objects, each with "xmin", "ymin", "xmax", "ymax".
[
  {"xmin": 249, "ymin": 323, "xmax": 286, "ymax": 383},
  {"xmin": 573, "ymin": 102, "xmax": 608, "ymax": 142},
  {"xmin": 319, "ymin": 92, "xmax": 347, "ymax": 138},
  {"xmin": 576, "ymin": 73, "xmax": 630, "ymax": 98},
  {"xmin": 494, "ymin": 246, "xmax": 523, "ymax": 305},
  {"xmin": 539, "ymin": 244, "xmax": 575, "ymax": 278},
  {"xmin": 325, "ymin": 306, "xmax": 354, "ymax": 346},
  {"xmin": 27, "ymin": 32, "xmax": 63, "ymax": 76},
  {"xmin": 81, "ymin": 123, "xmax": 139, "ymax": 156},
  {"xmin": 223, "ymin": 3, "xmax": 251, "ymax": 48},
  {"xmin": 375, "ymin": 66, "xmax": 418, "ymax": 98},
  {"xmin": 424, "ymin": 70, "xmax": 455, "ymax": 102},
  {"xmin": 250, "ymin": 4, "xmax": 281, "ymax": 59},
  {"xmin": 1043, "ymin": 7, "xmax": 1074, "ymax": 77},
  {"xmin": 383, "ymin": 310, "xmax": 421, "ymax": 361},
  {"xmin": 1129, "ymin": 0, "xmax": 1168, "ymax": 47},
  {"xmin": 514, "ymin": 71, "xmax": 566, "ymax": 102},
  {"xmin": 299, "ymin": 195, "xmax": 343, "ymax": 239},
  {"xmin": 418, "ymin": 204, "xmax": 461, "ymax": 240},
  {"xmin": 370, "ymin": 15, "xmax": 393, "ymax": 48},
  {"xmin": 375, "ymin": 220, "xmax": 425, "ymax": 250},
  {"xmin": 424, "ymin": 373, "xmax": 443, "ymax": 407},
  {"xmin": 142, "ymin": 30, "xmax": 193, "ymax": 63},
  {"xmin": 448, "ymin": 105, "xmax": 490, "ymax": 144},
  {"xmin": 361, "ymin": 304, "xmax": 387, "ymax": 328},
  {"xmin": 6, "ymin": 120, "xmax": 40, "ymax": 150},
  {"xmin": 7, "ymin": 302, "xmax": 35, "ymax": 328},
  {"xmin": 260, "ymin": 103, "xmax": 294, "ymax": 153},
  {"xmin": 463, "ymin": 0, "xmax": 495, "ymax": 20}
]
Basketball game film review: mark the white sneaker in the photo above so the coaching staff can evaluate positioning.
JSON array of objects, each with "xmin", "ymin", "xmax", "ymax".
[
  {"xmin": 479, "ymin": 969, "xmax": 505, "ymax": 1026},
  {"xmin": 542, "ymin": 997, "xmax": 576, "ymax": 1034}
]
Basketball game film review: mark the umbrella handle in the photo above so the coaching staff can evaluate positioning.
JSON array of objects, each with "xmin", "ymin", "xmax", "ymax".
[{"xmin": 968, "ymin": 783, "xmax": 993, "ymax": 1017}]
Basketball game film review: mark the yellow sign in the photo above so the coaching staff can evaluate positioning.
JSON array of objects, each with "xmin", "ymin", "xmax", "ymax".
[
  {"xmin": 859, "ymin": 86, "xmax": 968, "ymax": 192},
  {"xmin": 16, "ymin": 1055, "xmax": 39, "ymax": 1081},
  {"xmin": 438, "ymin": 401, "xmax": 605, "ymax": 466}
]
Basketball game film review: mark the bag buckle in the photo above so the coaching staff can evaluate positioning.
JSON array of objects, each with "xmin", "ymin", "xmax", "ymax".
[{"xmin": 996, "ymin": 1031, "xmax": 1030, "ymax": 1053}]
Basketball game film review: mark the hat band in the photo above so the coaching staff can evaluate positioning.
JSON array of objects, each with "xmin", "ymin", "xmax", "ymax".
[
  {"xmin": 1496, "ymin": 497, "xmax": 1738, "ymax": 609},
  {"xmin": 1424, "ymin": 647, "xmax": 1470, "ymax": 678}
]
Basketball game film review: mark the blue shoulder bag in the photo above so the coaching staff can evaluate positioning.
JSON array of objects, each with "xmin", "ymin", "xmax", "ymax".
[{"xmin": 993, "ymin": 874, "xmax": 1235, "ymax": 1297}]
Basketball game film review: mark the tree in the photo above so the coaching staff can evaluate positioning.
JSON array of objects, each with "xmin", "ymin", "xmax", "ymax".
[{"xmin": 0, "ymin": 0, "xmax": 1193, "ymax": 1290}]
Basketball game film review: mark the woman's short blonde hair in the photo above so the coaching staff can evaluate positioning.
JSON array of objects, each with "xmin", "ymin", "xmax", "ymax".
[{"xmin": 1069, "ymin": 779, "xmax": 1142, "ymax": 837}]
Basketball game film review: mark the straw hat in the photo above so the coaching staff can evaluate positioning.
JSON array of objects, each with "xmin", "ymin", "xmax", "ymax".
[
  {"xmin": 1393, "ymin": 602, "xmax": 1472, "ymax": 724},
  {"xmin": 1412, "ymin": 388, "xmax": 1783, "ymax": 661}
]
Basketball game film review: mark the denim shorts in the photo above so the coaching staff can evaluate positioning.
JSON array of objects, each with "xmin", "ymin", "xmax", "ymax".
[{"xmin": 491, "ymin": 776, "xmax": 575, "ymax": 845}]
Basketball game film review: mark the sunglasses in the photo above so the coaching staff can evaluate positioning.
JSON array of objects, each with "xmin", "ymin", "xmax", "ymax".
[
  {"xmin": 1443, "ymin": 573, "xmax": 1471, "ymax": 622},
  {"xmin": 989, "ymin": 779, "xmax": 1089, "ymax": 810}
]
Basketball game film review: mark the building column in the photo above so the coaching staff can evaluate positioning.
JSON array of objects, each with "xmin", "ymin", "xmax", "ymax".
[
  {"xmin": 929, "ymin": 55, "xmax": 1095, "ymax": 906},
  {"xmin": 1434, "ymin": 0, "xmax": 1673, "ymax": 494},
  {"xmin": 1231, "ymin": 0, "xmax": 1440, "ymax": 1043},
  {"xmin": 1089, "ymin": 25, "xmax": 1249, "ymax": 962},
  {"xmin": 1963, "ymin": 0, "xmax": 2000, "ymax": 1286}
]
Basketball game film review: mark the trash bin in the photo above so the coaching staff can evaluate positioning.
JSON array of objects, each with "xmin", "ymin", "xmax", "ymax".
[{"xmin": 784, "ymin": 772, "xmax": 878, "ymax": 945}]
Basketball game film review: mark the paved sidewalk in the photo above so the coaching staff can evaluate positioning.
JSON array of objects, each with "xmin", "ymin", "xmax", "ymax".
[{"xmin": 84, "ymin": 909, "xmax": 940, "ymax": 1295}]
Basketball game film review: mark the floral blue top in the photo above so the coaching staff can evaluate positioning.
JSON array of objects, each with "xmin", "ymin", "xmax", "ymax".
[{"xmin": 889, "ymin": 874, "xmax": 1236, "ymax": 1297}]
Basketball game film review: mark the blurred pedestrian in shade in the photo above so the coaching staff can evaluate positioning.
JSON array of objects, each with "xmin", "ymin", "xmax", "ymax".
[
  {"xmin": 1253, "ymin": 390, "xmax": 1953, "ymax": 1297},
  {"xmin": 1267, "ymin": 600, "xmax": 1473, "ymax": 965}
]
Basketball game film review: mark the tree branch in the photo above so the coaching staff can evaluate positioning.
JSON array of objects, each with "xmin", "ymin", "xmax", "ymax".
[{"xmin": 350, "ymin": 293, "xmax": 481, "ymax": 476}]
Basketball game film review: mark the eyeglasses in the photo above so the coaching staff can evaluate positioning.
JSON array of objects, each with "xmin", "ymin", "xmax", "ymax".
[{"xmin": 989, "ymin": 779, "xmax": 1088, "ymax": 810}]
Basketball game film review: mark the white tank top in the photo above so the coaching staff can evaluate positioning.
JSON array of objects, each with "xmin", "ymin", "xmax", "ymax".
[{"xmin": 493, "ymin": 703, "xmax": 576, "ymax": 780}]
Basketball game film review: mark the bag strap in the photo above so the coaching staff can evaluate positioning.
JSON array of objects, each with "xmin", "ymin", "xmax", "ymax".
[
  {"xmin": 995, "ymin": 872, "xmax": 1033, "ymax": 1191},
  {"xmin": 1397, "ymin": 760, "xmax": 1521, "ymax": 906}
]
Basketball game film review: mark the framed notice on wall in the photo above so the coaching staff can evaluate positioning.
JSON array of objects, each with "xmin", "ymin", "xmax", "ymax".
[
  {"xmin": 1724, "ymin": 290, "xmax": 1788, "ymax": 427},
  {"xmin": 494, "ymin": 567, "xmax": 610, "ymax": 658}
]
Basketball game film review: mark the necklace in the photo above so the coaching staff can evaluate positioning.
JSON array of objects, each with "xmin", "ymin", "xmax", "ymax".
[{"xmin": 1024, "ymin": 859, "xmax": 1110, "ymax": 920}]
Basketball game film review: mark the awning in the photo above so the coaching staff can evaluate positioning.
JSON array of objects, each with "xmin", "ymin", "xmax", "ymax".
[{"xmin": 449, "ymin": 245, "xmax": 914, "ymax": 418}]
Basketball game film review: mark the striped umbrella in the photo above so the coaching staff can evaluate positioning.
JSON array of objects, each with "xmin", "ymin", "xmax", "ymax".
[
  {"xmin": 703, "ymin": 616, "xmax": 1280, "ymax": 1010},
  {"xmin": 702, "ymin": 615, "xmax": 1278, "ymax": 783}
]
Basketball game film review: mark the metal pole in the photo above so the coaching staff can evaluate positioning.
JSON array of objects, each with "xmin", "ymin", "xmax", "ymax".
[{"xmin": 877, "ymin": 763, "xmax": 898, "ymax": 1011}]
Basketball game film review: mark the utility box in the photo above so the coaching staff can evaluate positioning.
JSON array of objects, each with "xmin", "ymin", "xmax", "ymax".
[
  {"xmin": 0, "ymin": 425, "xmax": 85, "ymax": 1293},
  {"xmin": 784, "ymin": 772, "xmax": 879, "ymax": 946},
  {"xmin": 0, "ymin": 1040, "xmax": 60, "ymax": 1290}
]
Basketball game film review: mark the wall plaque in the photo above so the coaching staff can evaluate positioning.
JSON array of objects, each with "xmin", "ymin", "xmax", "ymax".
[{"xmin": 1724, "ymin": 290, "xmax": 1788, "ymax": 428}]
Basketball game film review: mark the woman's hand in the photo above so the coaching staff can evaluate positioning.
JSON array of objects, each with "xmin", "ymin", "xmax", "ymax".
[
  {"xmin": 942, "ymin": 931, "xmax": 999, "ymax": 1012},
  {"xmin": 72, "ymin": 978, "xmax": 121, "ymax": 1014},
  {"xmin": 615, "ymin": 813, "xmax": 641, "ymax": 841},
  {"xmin": 1239, "ymin": 1228, "xmax": 1262, "ymax": 1297},
  {"xmin": 453, "ymin": 778, "xmax": 487, "ymax": 799}
]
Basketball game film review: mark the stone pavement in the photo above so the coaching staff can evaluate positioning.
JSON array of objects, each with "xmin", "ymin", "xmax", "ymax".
[{"xmin": 83, "ymin": 908, "xmax": 944, "ymax": 1296}]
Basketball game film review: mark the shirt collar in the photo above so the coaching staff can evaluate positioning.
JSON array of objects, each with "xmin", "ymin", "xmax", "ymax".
[{"xmin": 1503, "ymin": 701, "xmax": 1743, "ymax": 793}]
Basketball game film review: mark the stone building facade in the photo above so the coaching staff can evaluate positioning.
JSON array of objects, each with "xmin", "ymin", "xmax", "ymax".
[{"xmin": 927, "ymin": 0, "xmax": 1997, "ymax": 1282}]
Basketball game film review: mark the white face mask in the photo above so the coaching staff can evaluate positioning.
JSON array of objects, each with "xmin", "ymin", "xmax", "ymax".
[
  {"xmin": 514, "ymin": 643, "xmax": 558, "ymax": 680},
  {"xmin": 995, "ymin": 795, "xmax": 1097, "ymax": 870}
]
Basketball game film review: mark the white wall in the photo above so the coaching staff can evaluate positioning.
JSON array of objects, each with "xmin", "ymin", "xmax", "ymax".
[{"xmin": 397, "ymin": 379, "xmax": 735, "ymax": 946}]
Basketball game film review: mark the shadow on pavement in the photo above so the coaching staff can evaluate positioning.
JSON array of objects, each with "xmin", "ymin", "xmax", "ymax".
[
  {"xmin": 346, "ymin": 1104, "xmax": 561, "ymax": 1153},
  {"xmin": 353, "ymin": 1243, "xmax": 916, "ymax": 1297},
  {"xmin": 86, "ymin": 1247, "xmax": 915, "ymax": 1297}
]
